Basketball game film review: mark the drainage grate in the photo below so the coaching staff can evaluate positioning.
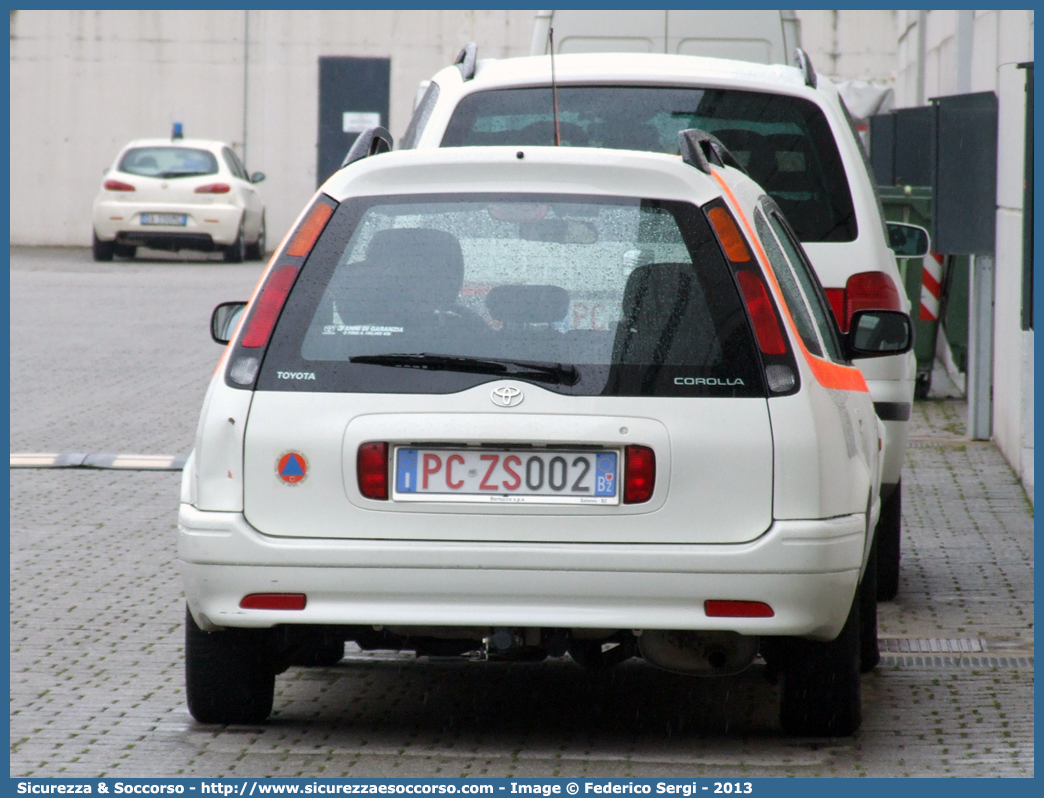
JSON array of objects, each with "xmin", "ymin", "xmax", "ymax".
[
  {"xmin": 880, "ymin": 654, "xmax": 1033, "ymax": 670},
  {"xmin": 879, "ymin": 637, "xmax": 987, "ymax": 654}
]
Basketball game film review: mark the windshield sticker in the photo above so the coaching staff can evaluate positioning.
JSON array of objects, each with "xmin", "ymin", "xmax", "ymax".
[
  {"xmin": 323, "ymin": 324, "xmax": 404, "ymax": 337},
  {"xmin": 277, "ymin": 371, "xmax": 316, "ymax": 380}
]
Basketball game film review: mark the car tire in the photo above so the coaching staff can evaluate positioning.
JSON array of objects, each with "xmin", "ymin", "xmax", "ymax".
[
  {"xmin": 779, "ymin": 590, "xmax": 862, "ymax": 737},
  {"xmin": 114, "ymin": 243, "xmax": 137, "ymax": 259},
  {"xmin": 184, "ymin": 606, "xmax": 275, "ymax": 724},
  {"xmin": 92, "ymin": 230, "xmax": 115, "ymax": 262},
  {"xmin": 859, "ymin": 531, "xmax": 880, "ymax": 673},
  {"xmin": 223, "ymin": 223, "xmax": 246, "ymax": 263},
  {"xmin": 876, "ymin": 480, "xmax": 902, "ymax": 601},
  {"xmin": 245, "ymin": 214, "xmax": 266, "ymax": 261}
]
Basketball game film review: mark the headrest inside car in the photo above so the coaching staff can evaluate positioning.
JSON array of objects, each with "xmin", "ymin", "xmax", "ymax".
[
  {"xmin": 486, "ymin": 284, "xmax": 570, "ymax": 325},
  {"xmin": 363, "ymin": 228, "xmax": 465, "ymax": 307}
]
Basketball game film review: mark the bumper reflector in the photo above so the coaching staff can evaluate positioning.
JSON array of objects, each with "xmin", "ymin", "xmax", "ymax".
[
  {"xmin": 705, "ymin": 600, "xmax": 774, "ymax": 618},
  {"xmin": 240, "ymin": 593, "xmax": 307, "ymax": 610}
]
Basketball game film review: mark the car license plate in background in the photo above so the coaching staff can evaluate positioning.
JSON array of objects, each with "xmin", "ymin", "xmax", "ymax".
[
  {"xmin": 393, "ymin": 448, "xmax": 619, "ymax": 505},
  {"xmin": 140, "ymin": 213, "xmax": 187, "ymax": 226}
]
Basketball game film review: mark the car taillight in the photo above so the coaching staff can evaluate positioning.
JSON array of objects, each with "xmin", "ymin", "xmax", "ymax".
[
  {"xmin": 827, "ymin": 272, "xmax": 902, "ymax": 333},
  {"xmin": 735, "ymin": 271, "xmax": 787, "ymax": 355},
  {"xmin": 194, "ymin": 182, "xmax": 231, "ymax": 194},
  {"xmin": 240, "ymin": 265, "xmax": 298, "ymax": 348},
  {"xmin": 240, "ymin": 593, "xmax": 307, "ymax": 610},
  {"xmin": 623, "ymin": 445, "xmax": 655, "ymax": 504},
  {"xmin": 357, "ymin": 442, "xmax": 389, "ymax": 500},
  {"xmin": 705, "ymin": 600, "xmax": 774, "ymax": 618},
  {"xmin": 287, "ymin": 203, "xmax": 335, "ymax": 257},
  {"xmin": 706, "ymin": 206, "xmax": 752, "ymax": 262},
  {"xmin": 104, "ymin": 179, "xmax": 135, "ymax": 191}
]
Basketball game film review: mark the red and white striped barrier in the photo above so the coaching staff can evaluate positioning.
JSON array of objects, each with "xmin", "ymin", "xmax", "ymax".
[{"xmin": 920, "ymin": 252, "xmax": 944, "ymax": 321}]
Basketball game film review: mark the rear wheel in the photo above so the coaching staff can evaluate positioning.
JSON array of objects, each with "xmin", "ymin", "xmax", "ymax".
[
  {"xmin": 185, "ymin": 606, "xmax": 275, "ymax": 724},
  {"xmin": 92, "ymin": 230, "xmax": 114, "ymax": 261},
  {"xmin": 779, "ymin": 591, "xmax": 862, "ymax": 737},
  {"xmin": 245, "ymin": 214, "xmax": 266, "ymax": 261},
  {"xmin": 876, "ymin": 481, "xmax": 902, "ymax": 600},
  {"xmin": 223, "ymin": 223, "xmax": 246, "ymax": 263}
]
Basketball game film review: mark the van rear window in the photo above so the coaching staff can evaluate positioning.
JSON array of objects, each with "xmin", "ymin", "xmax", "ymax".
[
  {"xmin": 442, "ymin": 86, "xmax": 856, "ymax": 242},
  {"xmin": 259, "ymin": 193, "xmax": 765, "ymax": 397}
]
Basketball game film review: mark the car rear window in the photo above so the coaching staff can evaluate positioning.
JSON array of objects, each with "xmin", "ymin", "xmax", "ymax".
[
  {"xmin": 442, "ymin": 86, "xmax": 857, "ymax": 242},
  {"xmin": 258, "ymin": 193, "xmax": 765, "ymax": 398},
  {"xmin": 118, "ymin": 147, "xmax": 219, "ymax": 178}
]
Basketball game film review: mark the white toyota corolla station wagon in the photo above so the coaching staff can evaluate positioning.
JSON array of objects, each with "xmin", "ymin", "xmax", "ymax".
[{"xmin": 181, "ymin": 129, "xmax": 912, "ymax": 736}]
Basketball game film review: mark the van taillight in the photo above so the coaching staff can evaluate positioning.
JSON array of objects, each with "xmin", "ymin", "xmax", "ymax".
[
  {"xmin": 624, "ymin": 445, "xmax": 655, "ymax": 504},
  {"xmin": 826, "ymin": 272, "xmax": 902, "ymax": 333},
  {"xmin": 357, "ymin": 442, "xmax": 389, "ymax": 500},
  {"xmin": 824, "ymin": 288, "xmax": 846, "ymax": 331},
  {"xmin": 104, "ymin": 179, "xmax": 135, "ymax": 191},
  {"xmin": 735, "ymin": 271, "xmax": 787, "ymax": 355},
  {"xmin": 240, "ymin": 265, "xmax": 298, "ymax": 348}
]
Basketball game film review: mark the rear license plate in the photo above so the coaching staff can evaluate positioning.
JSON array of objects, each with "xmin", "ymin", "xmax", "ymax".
[
  {"xmin": 393, "ymin": 448, "xmax": 619, "ymax": 505},
  {"xmin": 140, "ymin": 213, "xmax": 187, "ymax": 226}
]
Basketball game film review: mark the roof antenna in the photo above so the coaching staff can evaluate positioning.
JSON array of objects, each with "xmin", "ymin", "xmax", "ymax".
[{"xmin": 549, "ymin": 27, "xmax": 561, "ymax": 146}]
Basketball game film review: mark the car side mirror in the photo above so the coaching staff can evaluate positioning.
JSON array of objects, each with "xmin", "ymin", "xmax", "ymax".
[
  {"xmin": 886, "ymin": 222, "xmax": 930, "ymax": 258},
  {"xmin": 211, "ymin": 301, "xmax": 247, "ymax": 344},
  {"xmin": 846, "ymin": 309, "xmax": 913, "ymax": 359},
  {"xmin": 250, "ymin": 172, "xmax": 266, "ymax": 184}
]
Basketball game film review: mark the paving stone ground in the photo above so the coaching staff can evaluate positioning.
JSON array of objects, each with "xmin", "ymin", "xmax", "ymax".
[{"xmin": 9, "ymin": 248, "xmax": 1034, "ymax": 778}]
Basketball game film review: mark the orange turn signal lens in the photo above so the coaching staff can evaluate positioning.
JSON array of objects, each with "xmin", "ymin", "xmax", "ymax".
[
  {"xmin": 707, "ymin": 206, "xmax": 751, "ymax": 263},
  {"xmin": 286, "ymin": 202, "xmax": 334, "ymax": 257}
]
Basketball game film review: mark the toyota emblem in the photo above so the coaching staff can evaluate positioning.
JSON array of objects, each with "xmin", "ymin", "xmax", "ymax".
[{"xmin": 491, "ymin": 386, "xmax": 524, "ymax": 407}]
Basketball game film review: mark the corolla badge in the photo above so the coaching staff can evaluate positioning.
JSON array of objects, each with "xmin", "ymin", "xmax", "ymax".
[{"xmin": 491, "ymin": 386, "xmax": 524, "ymax": 407}]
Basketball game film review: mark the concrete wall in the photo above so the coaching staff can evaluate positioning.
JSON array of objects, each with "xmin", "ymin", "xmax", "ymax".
[
  {"xmin": 9, "ymin": 9, "xmax": 536, "ymax": 249},
  {"xmin": 892, "ymin": 10, "xmax": 1035, "ymax": 501},
  {"xmin": 796, "ymin": 10, "xmax": 898, "ymax": 80}
]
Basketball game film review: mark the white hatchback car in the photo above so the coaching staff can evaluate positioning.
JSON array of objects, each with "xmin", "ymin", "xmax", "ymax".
[
  {"xmin": 181, "ymin": 131, "xmax": 912, "ymax": 736},
  {"xmin": 403, "ymin": 50, "xmax": 923, "ymax": 601},
  {"xmin": 92, "ymin": 136, "xmax": 267, "ymax": 262}
]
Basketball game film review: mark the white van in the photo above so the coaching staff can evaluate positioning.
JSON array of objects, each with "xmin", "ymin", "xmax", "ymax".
[{"xmin": 530, "ymin": 9, "xmax": 801, "ymax": 67}]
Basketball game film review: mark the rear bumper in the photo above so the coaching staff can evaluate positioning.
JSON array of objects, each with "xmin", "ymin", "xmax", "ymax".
[
  {"xmin": 179, "ymin": 504, "xmax": 865, "ymax": 640},
  {"xmin": 93, "ymin": 200, "xmax": 242, "ymax": 246}
]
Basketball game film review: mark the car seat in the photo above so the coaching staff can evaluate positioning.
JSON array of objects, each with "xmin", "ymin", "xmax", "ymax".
[{"xmin": 611, "ymin": 262, "xmax": 720, "ymax": 362}]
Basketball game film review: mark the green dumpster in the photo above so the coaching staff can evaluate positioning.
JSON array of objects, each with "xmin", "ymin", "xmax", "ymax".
[{"xmin": 877, "ymin": 185, "xmax": 969, "ymax": 397}]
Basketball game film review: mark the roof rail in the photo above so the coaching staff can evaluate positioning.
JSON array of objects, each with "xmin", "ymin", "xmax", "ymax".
[
  {"xmin": 794, "ymin": 48, "xmax": 818, "ymax": 89},
  {"xmin": 454, "ymin": 42, "xmax": 477, "ymax": 81},
  {"xmin": 340, "ymin": 127, "xmax": 393, "ymax": 169},
  {"xmin": 678, "ymin": 129, "xmax": 747, "ymax": 176}
]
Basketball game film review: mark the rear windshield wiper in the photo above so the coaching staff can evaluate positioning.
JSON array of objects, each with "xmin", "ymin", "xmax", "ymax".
[{"xmin": 349, "ymin": 353, "xmax": 580, "ymax": 386}]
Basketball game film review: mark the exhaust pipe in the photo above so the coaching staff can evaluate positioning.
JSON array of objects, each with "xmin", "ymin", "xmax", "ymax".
[{"xmin": 639, "ymin": 630, "xmax": 758, "ymax": 675}]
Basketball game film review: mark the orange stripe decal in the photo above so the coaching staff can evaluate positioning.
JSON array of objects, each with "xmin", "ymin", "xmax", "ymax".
[{"xmin": 711, "ymin": 170, "xmax": 869, "ymax": 394}]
